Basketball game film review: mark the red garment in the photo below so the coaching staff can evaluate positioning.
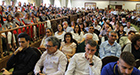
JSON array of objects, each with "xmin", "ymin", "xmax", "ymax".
[{"xmin": 0, "ymin": 24, "xmax": 1, "ymax": 28}]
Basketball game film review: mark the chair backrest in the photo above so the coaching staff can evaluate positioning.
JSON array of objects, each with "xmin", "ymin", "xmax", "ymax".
[
  {"xmin": 31, "ymin": 47, "xmax": 42, "ymax": 57},
  {"xmin": 102, "ymin": 56, "xmax": 119, "ymax": 69},
  {"xmin": 94, "ymin": 29, "xmax": 100, "ymax": 36},
  {"xmin": 135, "ymin": 59, "xmax": 140, "ymax": 69}
]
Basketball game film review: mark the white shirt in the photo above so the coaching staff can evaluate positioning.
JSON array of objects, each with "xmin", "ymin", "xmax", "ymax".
[
  {"xmin": 124, "ymin": 27, "xmax": 137, "ymax": 35},
  {"xmin": 71, "ymin": 31, "xmax": 84, "ymax": 42},
  {"xmin": 65, "ymin": 53, "xmax": 102, "ymax": 75},
  {"xmin": 84, "ymin": 33, "xmax": 99, "ymax": 41},
  {"xmin": 34, "ymin": 50, "xmax": 67, "ymax": 75},
  {"xmin": 55, "ymin": 31, "xmax": 66, "ymax": 41},
  {"xmin": 93, "ymin": 25, "xmax": 101, "ymax": 31}
]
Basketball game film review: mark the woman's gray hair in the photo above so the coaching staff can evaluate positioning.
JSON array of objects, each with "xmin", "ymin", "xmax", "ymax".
[{"xmin": 45, "ymin": 36, "xmax": 60, "ymax": 48}]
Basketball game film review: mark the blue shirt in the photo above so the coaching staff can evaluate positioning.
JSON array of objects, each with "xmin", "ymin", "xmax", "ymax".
[
  {"xmin": 64, "ymin": 26, "xmax": 73, "ymax": 32},
  {"xmin": 99, "ymin": 41, "xmax": 121, "ymax": 59},
  {"xmin": 101, "ymin": 62, "xmax": 140, "ymax": 75}
]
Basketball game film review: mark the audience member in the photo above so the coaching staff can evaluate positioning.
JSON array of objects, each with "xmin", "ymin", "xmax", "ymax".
[
  {"xmin": 55, "ymin": 24, "xmax": 66, "ymax": 42},
  {"xmin": 59, "ymin": 32, "xmax": 77, "ymax": 60},
  {"xmin": 65, "ymin": 40, "xmax": 102, "ymax": 75},
  {"xmin": 34, "ymin": 36, "xmax": 67, "ymax": 75},
  {"xmin": 99, "ymin": 31, "xmax": 121, "ymax": 59},
  {"xmin": 124, "ymin": 22, "xmax": 137, "ymax": 35},
  {"xmin": 39, "ymin": 28, "xmax": 53, "ymax": 51},
  {"xmin": 63, "ymin": 21, "xmax": 73, "ymax": 32},
  {"xmin": 2, "ymin": 33, "xmax": 40, "ymax": 75},
  {"xmin": 101, "ymin": 52, "xmax": 140, "ymax": 75},
  {"xmin": 71, "ymin": 24, "xmax": 84, "ymax": 44},
  {"xmin": 123, "ymin": 34, "xmax": 140, "ymax": 60}
]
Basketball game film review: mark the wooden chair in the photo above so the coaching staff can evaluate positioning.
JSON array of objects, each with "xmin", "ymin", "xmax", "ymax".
[{"xmin": 102, "ymin": 56, "xmax": 119, "ymax": 69}]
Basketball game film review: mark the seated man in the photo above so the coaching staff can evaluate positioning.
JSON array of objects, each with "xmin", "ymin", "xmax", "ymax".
[
  {"xmin": 99, "ymin": 31, "xmax": 121, "ymax": 59},
  {"xmin": 65, "ymin": 40, "xmax": 102, "ymax": 75},
  {"xmin": 101, "ymin": 51, "xmax": 140, "ymax": 75},
  {"xmin": 119, "ymin": 31, "xmax": 135, "ymax": 47},
  {"xmin": 84, "ymin": 25, "xmax": 99, "ymax": 44},
  {"xmin": 77, "ymin": 33, "xmax": 99, "ymax": 56},
  {"xmin": 2, "ymin": 33, "xmax": 40, "ymax": 75},
  {"xmin": 34, "ymin": 36, "xmax": 67, "ymax": 75},
  {"xmin": 63, "ymin": 21, "xmax": 73, "ymax": 32}
]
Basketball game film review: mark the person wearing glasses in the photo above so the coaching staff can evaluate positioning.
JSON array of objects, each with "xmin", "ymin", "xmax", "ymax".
[
  {"xmin": 65, "ymin": 40, "xmax": 102, "ymax": 75},
  {"xmin": 34, "ymin": 36, "xmax": 67, "ymax": 75},
  {"xmin": 39, "ymin": 28, "xmax": 53, "ymax": 51},
  {"xmin": 99, "ymin": 31, "xmax": 121, "ymax": 59},
  {"xmin": 84, "ymin": 25, "xmax": 99, "ymax": 44}
]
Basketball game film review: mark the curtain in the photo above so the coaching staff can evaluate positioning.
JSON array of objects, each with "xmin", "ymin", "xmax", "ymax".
[
  {"xmin": 54, "ymin": 0, "xmax": 61, "ymax": 7},
  {"xmin": 67, "ymin": 0, "xmax": 71, "ymax": 8},
  {"xmin": 43, "ymin": 0, "xmax": 51, "ymax": 7},
  {"xmin": 50, "ymin": 0, "xmax": 54, "ymax": 5},
  {"xmin": 15, "ymin": 0, "xmax": 28, "ymax": 6},
  {"xmin": 5, "ymin": 0, "xmax": 11, "ymax": 6}
]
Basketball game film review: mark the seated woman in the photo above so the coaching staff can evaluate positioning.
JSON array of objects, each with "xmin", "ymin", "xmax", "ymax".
[
  {"xmin": 14, "ymin": 12, "xmax": 25, "ymax": 26},
  {"xmin": 0, "ymin": 15, "xmax": 15, "ymax": 55},
  {"xmin": 79, "ymin": 23, "xmax": 87, "ymax": 35},
  {"xmin": 22, "ymin": 13, "xmax": 34, "ymax": 38},
  {"xmin": 39, "ymin": 28, "xmax": 53, "ymax": 51},
  {"xmin": 117, "ymin": 25, "xmax": 126, "ymax": 38},
  {"xmin": 117, "ymin": 25, "xmax": 126, "ymax": 43},
  {"xmin": 5, "ymin": 14, "xmax": 17, "ymax": 50},
  {"xmin": 71, "ymin": 24, "xmax": 84, "ymax": 44},
  {"xmin": 0, "ymin": 6, "xmax": 7, "ymax": 20},
  {"xmin": 55, "ymin": 24, "xmax": 66, "ymax": 42},
  {"xmin": 123, "ymin": 34, "xmax": 140, "ymax": 60},
  {"xmin": 22, "ymin": 13, "xmax": 34, "ymax": 25},
  {"xmin": 59, "ymin": 32, "xmax": 77, "ymax": 60}
]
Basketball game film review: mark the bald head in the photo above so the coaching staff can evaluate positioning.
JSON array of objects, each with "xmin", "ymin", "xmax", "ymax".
[{"xmin": 85, "ymin": 33, "xmax": 93, "ymax": 44}]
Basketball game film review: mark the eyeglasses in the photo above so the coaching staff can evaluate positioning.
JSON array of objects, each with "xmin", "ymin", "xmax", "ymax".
[
  {"xmin": 87, "ymin": 48, "xmax": 95, "ymax": 52},
  {"xmin": 89, "ymin": 28, "xmax": 94, "ymax": 29},
  {"xmin": 46, "ymin": 31, "xmax": 50, "ymax": 33},
  {"xmin": 19, "ymin": 41, "xmax": 25, "ymax": 43},
  {"xmin": 111, "ymin": 35, "xmax": 117, "ymax": 38},
  {"xmin": 45, "ymin": 45, "xmax": 54, "ymax": 48}
]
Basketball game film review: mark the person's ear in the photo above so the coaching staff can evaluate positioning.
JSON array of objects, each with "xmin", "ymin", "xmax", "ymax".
[
  {"xmin": 55, "ymin": 45, "xmax": 58, "ymax": 49},
  {"xmin": 117, "ymin": 60, "xmax": 119, "ymax": 65}
]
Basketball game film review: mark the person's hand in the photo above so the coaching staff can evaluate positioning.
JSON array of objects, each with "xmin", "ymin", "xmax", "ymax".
[
  {"xmin": 35, "ymin": 72, "xmax": 45, "ymax": 75},
  {"xmin": 14, "ymin": 47, "xmax": 23, "ymax": 55},
  {"xmin": 66, "ymin": 55, "xmax": 70, "ymax": 59},
  {"xmin": 87, "ymin": 54, "xmax": 93, "ymax": 63},
  {"xmin": 2, "ymin": 68, "xmax": 12, "ymax": 75},
  {"xmin": 39, "ymin": 73, "xmax": 45, "ymax": 75}
]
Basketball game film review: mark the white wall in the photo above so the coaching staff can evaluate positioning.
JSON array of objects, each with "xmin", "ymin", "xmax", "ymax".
[{"xmin": 72, "ymin": 0, "xmax": 140, "ymax": 10}]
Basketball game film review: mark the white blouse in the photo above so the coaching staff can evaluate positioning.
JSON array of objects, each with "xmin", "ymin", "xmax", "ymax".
[
  {"xmin": 61, "ymin": 42, "xmax": 77, "ymax": 54},
  {"xmin": 55, "ymin": 31, "xmax": 66, "ymax": 41},
  {"xmin": 71, "ymin": 31, "xmax": 84, "ymax": 42}
]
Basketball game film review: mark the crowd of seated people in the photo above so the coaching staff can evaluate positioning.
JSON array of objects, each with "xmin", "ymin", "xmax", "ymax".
[{"xmin": 1, "ymin": 1, "xmax": 140, "ymax": 75}]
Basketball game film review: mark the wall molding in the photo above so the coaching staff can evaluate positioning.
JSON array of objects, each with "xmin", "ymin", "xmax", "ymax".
[{"xmin": 73, "ymin": 0, "xmax": 140, "ymax": 1}]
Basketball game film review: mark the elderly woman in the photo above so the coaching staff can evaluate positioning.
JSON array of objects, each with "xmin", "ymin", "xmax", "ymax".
[
  {"xmin": 123, "ymin": 34, "xmax": 140, "ymax": 60},
  {"xmin": 39, "ymin": 28, "xmax": 53, "ymax": 51}
]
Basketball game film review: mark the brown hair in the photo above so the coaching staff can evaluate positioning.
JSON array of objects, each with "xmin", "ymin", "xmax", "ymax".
[{"xmin": 120, "ymin": 52, "xmax": 136, "ymax": 66}]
